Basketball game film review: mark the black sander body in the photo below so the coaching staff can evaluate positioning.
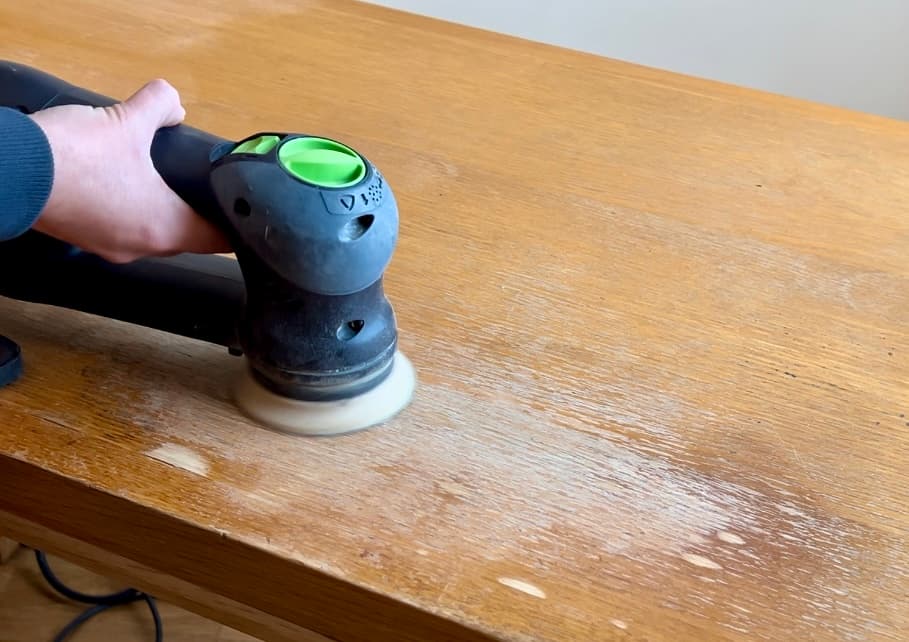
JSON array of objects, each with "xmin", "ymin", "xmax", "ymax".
[{"xmin": 0, "ymin": 61, "xmax": 415, "ymax": 435}]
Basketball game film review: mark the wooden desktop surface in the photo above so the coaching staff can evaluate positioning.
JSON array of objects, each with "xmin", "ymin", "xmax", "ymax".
[{"xmin": 1, "ymin": 1, "xmax": 907, "ymax": 640}]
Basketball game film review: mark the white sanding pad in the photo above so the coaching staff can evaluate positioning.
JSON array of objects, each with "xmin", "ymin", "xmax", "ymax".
[{"xmin": 232, "ymin": 351, "xmax": 416, "ymax": 436}]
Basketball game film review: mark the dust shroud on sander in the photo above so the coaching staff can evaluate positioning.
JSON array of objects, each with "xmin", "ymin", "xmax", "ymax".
[{"xmin": 0, "ymin": 61, "xmax": 415, "ymax": 436}]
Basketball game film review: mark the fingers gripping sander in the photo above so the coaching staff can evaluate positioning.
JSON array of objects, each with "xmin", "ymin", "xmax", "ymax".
[{"xmin": 0, "ymin": 61, "xmax": 416, "ymax": 435}]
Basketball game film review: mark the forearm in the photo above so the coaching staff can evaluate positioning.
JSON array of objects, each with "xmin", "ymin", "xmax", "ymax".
[{"xmin": 0, "ymin": 106, "xmax": 54, "ymax": 241}]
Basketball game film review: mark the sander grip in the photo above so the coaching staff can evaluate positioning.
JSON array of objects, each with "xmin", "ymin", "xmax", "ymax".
[
  {"xmin": 0, "ymin": 61, "xmax": 243, "ymax": 355},
  {"xmin": 0, "ymin": 60, "xmax": 231, "ymax": 232},
  {"xmin": 0, "ymin": 234, "xmax": 244, "ymax": 351}
]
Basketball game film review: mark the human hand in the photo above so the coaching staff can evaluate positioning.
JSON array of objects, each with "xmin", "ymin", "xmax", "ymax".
[{"xmin": 29, "ymin": 79, "xmax": 231, "ymax": 263}]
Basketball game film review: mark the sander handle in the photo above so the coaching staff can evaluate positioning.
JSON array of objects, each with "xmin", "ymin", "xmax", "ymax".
[
  {"xmin": 0, "ymin": 233, "xmax": 245, "ymax": 351},
  {"xmin": 0, "ymin": 60, "xmax": 232, "ymax": 232}
]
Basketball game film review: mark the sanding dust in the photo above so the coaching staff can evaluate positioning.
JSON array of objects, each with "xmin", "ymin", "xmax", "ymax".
[
  {"xmin": 717, "ymin": 531, "xmax": 746, "ymax": 545},
  {"xmin": 779, "ymin": 503, "xmax": 809, "ymax": 518},
  {"xmin": 233, "ymin": 351, "xmax": 416, "ymax": 436},
  {"xmin": 681, "ymin": 553, "xmax": 723, "ymax": 570},
  {"xmin": 146, "ymin": 443, "xmax": 209, "ymax": 476},
  {"xmin": 497, "ymin": 577, "xmax": 546, "ymax": 599}
]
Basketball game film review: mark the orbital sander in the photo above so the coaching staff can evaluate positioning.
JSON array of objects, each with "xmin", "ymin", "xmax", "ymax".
[{"xmin": 0, "ymin": 61, "xmax": 415, "ymax": 436}]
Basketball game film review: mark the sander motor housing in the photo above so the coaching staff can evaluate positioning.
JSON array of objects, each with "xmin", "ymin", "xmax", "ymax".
[{"xmin": 0, "ymin": 60, "xmax": 402, "ymax": 404}]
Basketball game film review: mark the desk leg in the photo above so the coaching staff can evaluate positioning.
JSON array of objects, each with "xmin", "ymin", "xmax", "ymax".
[{"xmin": 0, "ymin": 536, "xmax": 20, "ymax": 563}]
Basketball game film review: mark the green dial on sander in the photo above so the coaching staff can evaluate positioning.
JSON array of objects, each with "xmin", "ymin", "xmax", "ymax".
[{"xmin": 232, "ymin": 135, "xmax": 367, "ymax": 188}]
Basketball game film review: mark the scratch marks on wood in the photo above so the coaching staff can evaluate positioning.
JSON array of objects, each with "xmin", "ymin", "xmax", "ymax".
[
  {"xmin": 37, "ymin": 415, "xmax": 79, "ymax": 432},
  {"xmin": 145, "ymin": 443, "xmax": 209, "ymax": 477},
  {"xmin": 498, "ymin": 577, "xmax": 546, "ymax": 599},
  {"xmin": 609, "ymin": 618, "xmax": 628, "ymax": 630}
]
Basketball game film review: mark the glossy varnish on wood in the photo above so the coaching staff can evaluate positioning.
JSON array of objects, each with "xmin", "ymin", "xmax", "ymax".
[{"xmin": 1, "ymin": 1, "xmax": 907, "ymax": 641}]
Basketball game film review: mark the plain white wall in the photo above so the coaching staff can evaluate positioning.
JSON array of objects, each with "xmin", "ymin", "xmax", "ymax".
[{"xmin": 366, "ymin": 0, "xmax": 909, "ymax": 120}]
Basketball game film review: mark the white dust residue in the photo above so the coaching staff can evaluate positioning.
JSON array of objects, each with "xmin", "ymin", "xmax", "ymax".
[
  {"xmin": 717, "ymin": 531, "xmax": 746, "ymax": 545},
  {"xmin": 146, "ymin": 443, "xmax": 209, "ymax": 477},
  {"xmin": 498, "ymin": 577, "xmax": 546, "ymax": 599},
  {"xmin": 681, "ymin": 553, "xmax": 723, "ymax": 570}
]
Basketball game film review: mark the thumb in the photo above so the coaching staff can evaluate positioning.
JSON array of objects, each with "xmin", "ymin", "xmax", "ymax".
[{"xmin": 120, "ymin": 78, "xmax": 186, "ymax": 133}]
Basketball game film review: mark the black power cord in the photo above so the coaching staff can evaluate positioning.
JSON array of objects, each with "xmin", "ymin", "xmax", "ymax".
[{"xmin": 34, "ymin": 549, "xmax": 163, "ymax": 642}]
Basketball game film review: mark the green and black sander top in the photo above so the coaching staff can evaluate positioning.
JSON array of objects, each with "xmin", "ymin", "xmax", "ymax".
[{"xmin": 0, "ymin": 60, "xmax": 415, "ymax": 435}]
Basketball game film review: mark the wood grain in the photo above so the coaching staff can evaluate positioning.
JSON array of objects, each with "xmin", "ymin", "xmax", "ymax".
[{"xmin": 1, "ymin": 1, "xmax": 908, "ymax": 641}]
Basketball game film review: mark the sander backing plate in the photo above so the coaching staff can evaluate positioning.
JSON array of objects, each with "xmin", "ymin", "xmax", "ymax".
[{"xmin": 233, "ymin": 351, "xmax": 416, "ymax": 436}]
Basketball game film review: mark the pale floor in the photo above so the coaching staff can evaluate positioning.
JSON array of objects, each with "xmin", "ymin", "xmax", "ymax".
[{"xmin": 0, "ymin": 544, "xmax": 261, "ymax": 642}]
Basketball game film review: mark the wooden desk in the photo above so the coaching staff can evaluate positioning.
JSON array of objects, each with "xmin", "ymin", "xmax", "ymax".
[{"xmin": 1, "ymin": 1, "xmax": 907, "ymax": 640}]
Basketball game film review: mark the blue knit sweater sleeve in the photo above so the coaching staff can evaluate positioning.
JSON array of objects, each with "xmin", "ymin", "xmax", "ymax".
[{"xmin": 0, "ymin": 107, "xmax": 54, "ymax": 240}]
